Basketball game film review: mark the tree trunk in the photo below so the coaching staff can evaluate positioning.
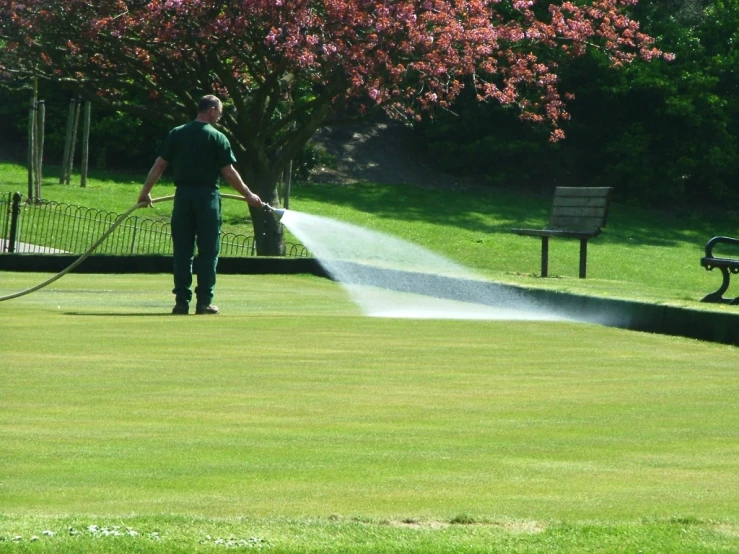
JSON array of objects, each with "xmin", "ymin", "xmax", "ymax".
[
  {"xmin": 251, "ymin": 206, "xmax": 285, "ymax": 256},
  {"xmin": 246, "ymin": 174, "xmax": 285, "ymax": 256}
]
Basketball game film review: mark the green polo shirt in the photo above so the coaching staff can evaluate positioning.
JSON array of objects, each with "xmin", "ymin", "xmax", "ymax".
[{"xmin": 158, "ymin": 121, "xmax": 237, "ymax": 188}]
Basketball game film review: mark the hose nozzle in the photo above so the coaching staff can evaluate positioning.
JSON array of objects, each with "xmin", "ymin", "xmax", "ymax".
[{"xmin": 264, "ymin": 204, "xmax": 287, "ymax": 220}]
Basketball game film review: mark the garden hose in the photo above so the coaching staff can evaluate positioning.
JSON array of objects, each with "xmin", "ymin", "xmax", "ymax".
[{"xmin": 0, "ymin": 193, "xmax": 254, "ymax": 302}]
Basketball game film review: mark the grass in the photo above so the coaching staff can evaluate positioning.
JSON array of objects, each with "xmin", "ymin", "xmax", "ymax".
[
  {"xmin": 1, "ymin": 273, "xmax": 739, "ymax": 552},
  {"xmin": 2, "ymin": 515, "xmax": 737, "ymax": 553},
  {"xmin": 2, "ymin": 161, "xmax": 739, "ymax": 309}
]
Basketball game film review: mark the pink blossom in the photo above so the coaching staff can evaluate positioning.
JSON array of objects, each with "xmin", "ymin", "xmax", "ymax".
[{"xmin": 0, "ymin": 0, "xmax": 672, "ymax": 143}]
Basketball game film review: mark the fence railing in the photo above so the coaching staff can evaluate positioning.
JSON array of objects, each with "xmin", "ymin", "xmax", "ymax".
[{"xmin": 0, "ymin": 192, "xmax": 308, "ymax": 257}]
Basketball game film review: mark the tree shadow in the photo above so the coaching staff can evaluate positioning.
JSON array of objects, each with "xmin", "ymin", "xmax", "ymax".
[
  {"xmin": 292, "ymin": 180, "xmax": 737, "ymax": 248},
  {"xmin": 62, "ymin": 312, "xmax": 175, "ymax": 317}
]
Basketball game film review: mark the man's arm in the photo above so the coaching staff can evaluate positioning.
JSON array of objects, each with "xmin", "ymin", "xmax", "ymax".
[
  {"xmin": 137, "ymin": 157, "xmax": 169, "ymax": 206},
  {"xmin": 221, "ymin": 164, "xmax": 264, "ymax": 207}
]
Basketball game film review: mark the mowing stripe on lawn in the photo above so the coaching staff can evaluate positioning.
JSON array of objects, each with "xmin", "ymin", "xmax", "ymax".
[{"xmin": 1, "ymin": 273, "xmax": 737, "ymax": 524}]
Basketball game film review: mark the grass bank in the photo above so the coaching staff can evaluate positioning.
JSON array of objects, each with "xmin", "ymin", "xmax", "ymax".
[{"xmin": 2, "ymin": 161, "xmax": 738, "ymax": 310}]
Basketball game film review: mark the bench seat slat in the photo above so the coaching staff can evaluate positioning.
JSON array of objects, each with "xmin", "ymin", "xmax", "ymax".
[
  {"xmin": 512, "ymin": 228, "xmax": 601, "ymax": 239},
  {"xmin": 551, "ymin": 213, "xmax": 607, "ymax": 224}
]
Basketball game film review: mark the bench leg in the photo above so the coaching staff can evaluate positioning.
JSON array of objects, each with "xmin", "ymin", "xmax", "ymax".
[
  {"xmin": 541, "ymin": 236, "xmax": 549, "ymax": 278},
  {"xmin": 702, "ymin": 266, "xmax": 732, "ymax": 303},
  {"xmin": 579, "ymin": 239, "xmax": 588, "ymax": 279}
]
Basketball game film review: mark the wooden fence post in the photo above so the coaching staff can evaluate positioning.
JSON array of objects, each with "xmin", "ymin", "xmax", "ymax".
[
  {"xmin": 282, "ymin": 120, "xmax": 296, "ymax": 210},
  {"xmin": 27, "ymin": 96, "xmax": 36, "ymax": 202},
  {"xmin": 60, "ymin": 97, "xmax": 76, "ymax": 184},
  {"xmin": 35, "ymin": 99, "xmax": 45, "ymax": 201},
  {"xmin": 80, "ymin": 101, "xmax": 91, "ymax": 188},
  {"xmin": 65, "ymin": 97, "xmax": 82, "ymax": 185}
]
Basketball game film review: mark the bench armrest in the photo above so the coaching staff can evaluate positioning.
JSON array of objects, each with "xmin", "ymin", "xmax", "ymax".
[{"xmin": 705, "ymin": 236, "xmax": 739, "ymax": 259}]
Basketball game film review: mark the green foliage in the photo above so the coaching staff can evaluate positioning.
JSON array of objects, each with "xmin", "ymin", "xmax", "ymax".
[
  {"xmin": 0, "ymin": 81, "xmax": 337, "ymax": 178},
  {"xmin": 586, "ymin": 11, "xmax": 739, "ymax": 207},
  {"xmin": 417, "ymin": 0, "xmax": 739, "ymax": 207},
  {"xmin": 88, "ymin": 109, "xmax": 170, "ymax": 170},
  {"xmin": 418, "ymin": 86, "xmax": 553, "ymax": 187},
  {"xmin": 0, "ymin": 84, "xmax": 170, "ymax": 170},
  {"xmin": 291, "ymin": 142, "xmax": 337, "ymax": 181}
]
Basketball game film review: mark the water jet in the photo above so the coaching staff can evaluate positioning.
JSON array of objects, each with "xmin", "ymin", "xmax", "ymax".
[
  {"xmin": 265, "ymin": 205, "xmax": 287, "ymax": 220},
  {"xmin": 279, "ymin": 210, "xmax": 568, "ymax": 321}
]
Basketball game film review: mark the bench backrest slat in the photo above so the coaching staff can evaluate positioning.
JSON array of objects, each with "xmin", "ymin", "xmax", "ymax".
[
  {"xmin": 553, "ymin": 187, "xmax": 613, "ymax": 198},
  {"xmin": 552, "ymin": 197, "xmax": 610, "ymax": 208},
  {"xmin": 548, "ymin": 187, "xmax": 612, "ymax": 230}
]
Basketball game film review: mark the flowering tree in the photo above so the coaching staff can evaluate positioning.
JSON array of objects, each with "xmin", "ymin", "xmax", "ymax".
[{"xmin": 0, "ymin": 0, "xmax": 668, "ymax": 254}]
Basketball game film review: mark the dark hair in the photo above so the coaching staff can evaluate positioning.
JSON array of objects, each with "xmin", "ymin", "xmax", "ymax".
[{"xmin": 198, "ymin": 95, "xmax": 221, "ymax": 113}]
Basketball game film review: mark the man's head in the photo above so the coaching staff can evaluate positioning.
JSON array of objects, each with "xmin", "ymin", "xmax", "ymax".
[{"xmin": 198, "ymin": 95, "xmax": 222, "ymax": 124}]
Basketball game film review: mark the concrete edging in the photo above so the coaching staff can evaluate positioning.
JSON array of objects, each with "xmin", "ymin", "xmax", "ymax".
[
  {"xmin": 1, "ymin": 253, "xmax": 737, "ymax": 346},
  {"xmin": 0, "ymin": 254, "xmax": 326, "ymax": 276}
]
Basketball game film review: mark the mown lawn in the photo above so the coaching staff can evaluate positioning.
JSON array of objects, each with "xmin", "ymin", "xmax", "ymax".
[{"xmin": 1, "ymin": 273, "xmax": 738, "ymax": 552}]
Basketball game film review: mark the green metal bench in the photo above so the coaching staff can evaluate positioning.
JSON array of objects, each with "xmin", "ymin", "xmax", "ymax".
[
  {"xmin": 700, "ymin": 236, "xmax": 739, "ymax": 304},
  {"xmin": 512, "ymin": 187, "xmax": 613, "ymax": 279}
]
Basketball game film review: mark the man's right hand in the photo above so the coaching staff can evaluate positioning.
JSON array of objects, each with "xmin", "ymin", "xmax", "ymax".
[
  {"xmin": 137, "ymin": 192, "xmax": 153, "ymax": 207},
  {"xmin": 245, "ymin": 192, "xmax": 264, "ymax": 208}
]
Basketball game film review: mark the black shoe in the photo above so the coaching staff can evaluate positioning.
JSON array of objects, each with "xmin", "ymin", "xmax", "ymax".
[
  {"xmin": 195, "ymin": 304, "xmax": 219, "ymax": 315},
  {"xmin": 172, "ymin": 303, "xmax": 189, "ymax": 315}
]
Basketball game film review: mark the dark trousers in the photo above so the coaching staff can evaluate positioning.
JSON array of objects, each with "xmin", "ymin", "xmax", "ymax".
[{"xmin": 171, "ymin": 186, "xmax": 221, "ymax": 306}]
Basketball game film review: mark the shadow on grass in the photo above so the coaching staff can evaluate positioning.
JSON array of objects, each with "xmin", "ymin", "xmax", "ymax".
[
  {"xmin": 62, "ymin": 312, "xmax": 175, "ymax": 317},
  {"xmin": 5, "ymin": 157, "xmax": 735, "ymax": 250},
  {"xmin": 293, "ymin": 180, "xmax": 738, "ymax": 248}
]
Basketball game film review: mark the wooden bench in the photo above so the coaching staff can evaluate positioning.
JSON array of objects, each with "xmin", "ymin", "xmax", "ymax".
[
  {"xmin": 700, "ymin": 236, "xmax": 739, "ymax": 304},
  {"xmin": 512, "ymin": 187, "xmax": 613, "ymax": 279}
]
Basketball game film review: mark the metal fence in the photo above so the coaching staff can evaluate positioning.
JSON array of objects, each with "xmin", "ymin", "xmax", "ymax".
[{"xmin": 0, "ymin": 192, "xmax": 308, "ymax": 257}]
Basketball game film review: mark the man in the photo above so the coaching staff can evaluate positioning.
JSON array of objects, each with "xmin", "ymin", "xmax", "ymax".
[{"xmin": 137, "ymin": 95, "xmax": 264, "ymax": 315}]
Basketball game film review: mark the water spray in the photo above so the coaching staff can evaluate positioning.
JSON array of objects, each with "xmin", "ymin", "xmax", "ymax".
[
  {"xmin": 0, "ymin": 193, "xmax": 276, "ymax": 302},
  {"xmin": 264, "ymin": 204, "xmax": 287, "ymax": 220}
]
